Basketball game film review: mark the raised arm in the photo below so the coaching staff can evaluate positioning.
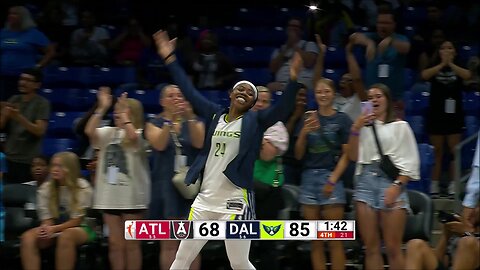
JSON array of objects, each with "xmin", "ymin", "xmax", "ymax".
[
  {"xmin": 345, "ymin": 38, "xmax": 368, "ymax": 101},
  {"xmin": 153, "ymin": 30, "xmax": 220, "ymax": 119},
  {"xmin": 312, "ymin": 34, "xmax": 327, "ymax": 86},
  {"xmin": 85, "ymin": 87, "xmax": 112, "ymax": 146},
  {"xmin": 259, "ymin": 52, "xmax": 303, "ymax": 128}
]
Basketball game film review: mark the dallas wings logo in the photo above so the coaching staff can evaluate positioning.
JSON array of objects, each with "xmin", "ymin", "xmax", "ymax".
[
  {"xmin": 125, "ymin": 221, "xmax": 136, "ymax": 240},
  {"xmin": 262, "ymin": 224, "xmax": 281, "ymax": 236}
]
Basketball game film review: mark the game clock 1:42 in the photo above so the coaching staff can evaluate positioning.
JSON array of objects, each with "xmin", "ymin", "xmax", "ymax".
[{"xmin": 318, "ymin": 220, "xmax": 354, "ymax": 231}]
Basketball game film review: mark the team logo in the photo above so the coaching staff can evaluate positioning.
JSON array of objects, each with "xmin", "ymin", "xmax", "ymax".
[
  {"xmin": 125, "ymin": 220, "xmax": 136, "ymax": 240},
  {"xmin": 260, "ymin": 221, "xmax": 284, "ymax": 239},
  {"xmin": 262, "ymin": 224, "xmax": 281, "ymax": 236},
  {"xmin": 171, "ymin": 221, "xmax": 193, "ymax": 239}
]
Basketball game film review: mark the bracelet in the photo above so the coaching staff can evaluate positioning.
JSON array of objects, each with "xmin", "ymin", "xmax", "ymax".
[
  {"xmin": 187, "ymin": 118, "xmax": 197, "ymax": 123},
  {"xmin": 327, "ymin": 179, "xmax": 336, "ymax": 186},
  {"xmin": 350, "ymin": 130, "xmax": 360, "ymax": 136},
  {"xmin": 123, "ymin": 121, "xmax": 132, "ymax": 126},
  {"xmin": 163, "ymin": 119, "xmax": 173, "ymax": 126},
  {"xmin": 164, "ymin": 52, "xmax": 175, "ymax": 62}
]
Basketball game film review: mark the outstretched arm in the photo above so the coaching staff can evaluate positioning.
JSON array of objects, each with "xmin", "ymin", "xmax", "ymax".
[
  {"xmin": 312, "ymin": 34, "xmax": 327, "ymax": 87},
  {"xmin": 345, "ymin": 39, "xmax": 367, "ymax": 101},
  {"xmin": 259, "ymin": 52, "xmax": 303, "ymax": 128},
  {"xmin": 153, "ymin": 30, "xmax": 220, "ymax": 119}
]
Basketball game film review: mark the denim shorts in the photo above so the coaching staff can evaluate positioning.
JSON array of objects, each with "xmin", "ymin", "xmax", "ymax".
[
  {"xmin": 354, "ymin": 164, "xmax": 410, "ymax": 211},
  {"xmin": 299, "ymin": 168, "xmax": 346, "ymax": 206}
]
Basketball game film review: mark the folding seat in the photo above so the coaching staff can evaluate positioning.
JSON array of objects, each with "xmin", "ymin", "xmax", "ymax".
[
  {"xmin": 87, "ymin": 66, "xmax": 137, "ymax": 88},
  {"xmin": 47, "ymin": 111, "xmax": 84, "ymax": 138},
  {"xmin": 39, "ymin": 87, "xmax": 86, "ymax": 111},
  {"xmin": 42, "ymin": 138, "xmax": 78, "ymax": 157},
  {"xmin": 42, "ymin": 66, "xmax": 89, "ymax": 88},
  {"xmin": 324, "ymin": 46, "xmax": 346, "ymax": 69},
  {"xmin": 464, "ymin": 115, "xmax": 479, "ymax": 138},
  {"xmin": 462, "ymin": 91, "xmax": 480, "ymax": 116},
  {"xmin": 236, "ymin": 67, "xmax": 273, "ymax": 86},
  {"xmin": 405, "ymin": 115, "xmax": 426, "ymax": 143},
  {"xmin": 405, "ymin": 90, "xmax": 429, "ymax": 116}
]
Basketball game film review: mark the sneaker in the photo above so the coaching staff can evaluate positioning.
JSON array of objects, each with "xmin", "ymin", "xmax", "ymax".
[{"xmin": 430, "ymin": 181, "xmax": 440, "ymax": 197}]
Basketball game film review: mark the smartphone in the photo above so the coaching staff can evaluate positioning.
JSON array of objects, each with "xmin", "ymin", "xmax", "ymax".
[{"xmin": 361, "ymin": 101, "xmax": 373, "ymax": 115}]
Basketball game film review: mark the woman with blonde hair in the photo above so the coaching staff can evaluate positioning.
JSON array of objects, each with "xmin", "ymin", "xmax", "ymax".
[
  {"xmin": 20, "ymin": 151, "xmax": 94, "ymax": 270},
  {"xmin": 85, "ymin": 87, "xmax": 150, "ymax": 270},
  {"xmin": 294, "ymin": 77, "xmax": 352, "ymax": 270},
  {"xmin": 0, "ymin": 5, "xmax": 55, "ymax": 100}
]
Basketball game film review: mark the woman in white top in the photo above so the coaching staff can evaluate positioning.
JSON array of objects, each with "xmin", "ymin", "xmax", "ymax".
[
  {"xmin": 20, "ymin": 151, "xmax": 93, "ymax": 270},
  {"xmin": 348, "ymin": 83, "xmax": 420, "ymax": 270},
  {"xmin": 85, "ymin": 87, "xmax": 150, "ymax": 270}
]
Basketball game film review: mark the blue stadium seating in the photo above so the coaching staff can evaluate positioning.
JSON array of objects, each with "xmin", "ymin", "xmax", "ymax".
[
  {"xmin": 39, "ymin": 88, "xmax": 88, "ymax": 111},
  {"xmin": 218, "ymin": 26, "xmax": 285, "ymax": 46},
  {"xmin": 458, "ymin": 44, "xmax": 479, "ymax": 64},
  {"xmin": 325, "ymin": 46, "xmax": 346, "ymax": 69},
  {"xmin": 464, "ymin": 116, "xmax": 479, "ymax": 138},
  {"xmin": 42, "ymin": 66, "xmax": 89, "ymax": 88},
  {"xmin": 463, "ymin": 91, "xmax": 480, "ymax": 116},
  {"xmin": 407, "ymin": 143, "xmax": 434, "ymax": 194},
  {"xmin": 405, "ymin": 115, "xmax": 426, "ymax": 143},
  {"xmin": 42, "ymin": 138, "xmax": 78, "ymax": 157},
  {"xmin": 87, "ymin": 66, "xmax": 137, "ymax": 88},
  {"xmin": 115, "ymin": 88, "xmax": 161, "ymax": 114},
  {"xmin": 405, "ymin": 90, "xmax": 430, "ymax": 116},
  {"xmin": 401, "ymin": 6, "xmax": 427, "ymax": 27},
  {"xmin": 236, "ymin": 67, "xmax": 272, "ymax": 85},
  {"xmin": 199, "ymin": 89, "xmax": 230, "ymax": 107},
  {"xmin": 47, "ymin": 111, "xmax": 84, "ymax": 138},
  {"xmin": 222, "ymin": 45, "xmax": 276, "ymax": 67}
]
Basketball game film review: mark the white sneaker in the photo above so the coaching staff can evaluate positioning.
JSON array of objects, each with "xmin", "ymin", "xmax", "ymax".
[{"xmin": 430, "ymin": 181, "xmax": 440, "ymax": 196}]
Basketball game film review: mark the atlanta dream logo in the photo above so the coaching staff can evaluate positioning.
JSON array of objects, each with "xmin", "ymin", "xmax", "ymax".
[
  {"xmin": 125, "ymin": 220, "xmax": 136, "ymax": 240},
  {"xmin": 170, "ymin": 221, "xmax": 193, "ymax": 239}
]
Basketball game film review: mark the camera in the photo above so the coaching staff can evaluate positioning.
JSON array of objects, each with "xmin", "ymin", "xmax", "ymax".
[{"xmin": 438, "ymin": 210, "xmax": 460, "ymax": 223}]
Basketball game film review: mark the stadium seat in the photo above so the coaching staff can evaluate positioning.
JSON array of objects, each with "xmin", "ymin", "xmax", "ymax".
[
  {"xmin": 401, "ymin": 6, "xmax": 427, "ymax": 27},
  {"xmin": 1, "ymin": 184, "xmax": 38, "ymax": 269},
  {"xmin": 403, "ymin": 189, "xmax": 434, "ymax": 242},
  {"xmin": 236, "ymin": 67, "xmax": 273, "ymax": 85},
  {"xmin": 42, "ymin": 138, "xmax": 79, "ymax": 157},
  {"xmin": 324, "ymin": 46, "xmax": 346, "ymax": 69},
  {"xmin": 463, "ymin": 91, "xmax": 480, "ymax": 116},
  {"xmin": 407, "ymin": 143, "xmax": 434, "ymax": 194},
  {"xmin": 115, "ymin": 88, "xmax": 161, "ymax": 114},
  {"xmin": 323, "ymin": 68, "xmax": 346, "ymax": 86},
  {"xmin": 405, "ymin": 90, "xmax": 430, "ymax": 116},
  {"xmin": 39, "ymin": 88, "xmax": 87, "ymax": 111},
  {"xmin": 47, "ymin": 111, "xmax": 84, "ymax": 138},
  {"xmin": 87, "ymin": 66, "xmax": 137, "ymax": 88},
  {"xmin": 199, "ymin": 89, "xmax": 230, "ymax": 107},
  {"xmin": 223, "ymin": 45, "xmax": 276, "ymax": 67},
  {"xmin": 458, "ymin": 44, "xmax": 479, "ymax": 64},
  {"xmin": 405, "ymin": 115, "xmax": 426, "ymax": 143},
  {"xmin": 218, "ymin": 26, "xmax": 285, "ymax": 46},
  {"xmin": 464, "ymin": 115, "xmax": 479, "ymax": 137},
  {"xmin": 42, "ymin": 66, "xmax": 89, "ymax": 88}
]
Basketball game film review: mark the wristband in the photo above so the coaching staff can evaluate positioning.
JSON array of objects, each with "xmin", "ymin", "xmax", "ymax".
[
  {"xmin": 164, "ymin": 52, "xmax": 175, "ymax": 62},
  {"xmin": 187, "ymin": 118, "xmax": 197, "ymax": 123},
  {"xmin": 350, "ymin": 130, "xmax": 360, "ymax": 136},
  {"xmin": 327, "ymin": 179, "xmax": 336, "ymax": 186},
  {"xmin": 163, "ymin": 119, "xmax": 173, "ymax": 126},
  {"xmin": 123, "ymin": 121, "xmax": 132, "ymax": 126}
]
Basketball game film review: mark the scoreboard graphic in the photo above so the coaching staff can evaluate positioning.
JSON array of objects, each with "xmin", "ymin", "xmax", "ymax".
[{"xmin": 125, "ymin": 220, "xmax": 355, "ymax": 240}]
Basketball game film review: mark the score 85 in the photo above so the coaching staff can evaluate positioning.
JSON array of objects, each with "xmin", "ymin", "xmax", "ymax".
[{"xmin": 284, "ymin": 221, "xmax": 317, "ymax": 240}]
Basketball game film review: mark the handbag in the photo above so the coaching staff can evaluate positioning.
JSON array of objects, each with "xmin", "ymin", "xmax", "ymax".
[
  {"xmin": 371, "ymin": 123, "xmax": 400, "ymax": 181},
  {"xmin": 171, "ymin": 129, "xmax": 201, "ymax": 199}
]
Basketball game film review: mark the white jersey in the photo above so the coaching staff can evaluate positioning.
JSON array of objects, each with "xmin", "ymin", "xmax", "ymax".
[
  {"xmin": 192, "ymin": 114, "xmax": 246, "ymax": 215},
  {"xmin": 92, "ymin": 127, "xmax": 151, "ymax": 209}
]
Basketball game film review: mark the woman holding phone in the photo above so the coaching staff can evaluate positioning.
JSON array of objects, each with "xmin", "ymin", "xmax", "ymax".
[
  {"xmin": 348, "ymin": 83, "xmax": 420, "ymax": 270},
  {"xmin": 294, "ymin": 78, "xmax": 352, "ymax": 270}
]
